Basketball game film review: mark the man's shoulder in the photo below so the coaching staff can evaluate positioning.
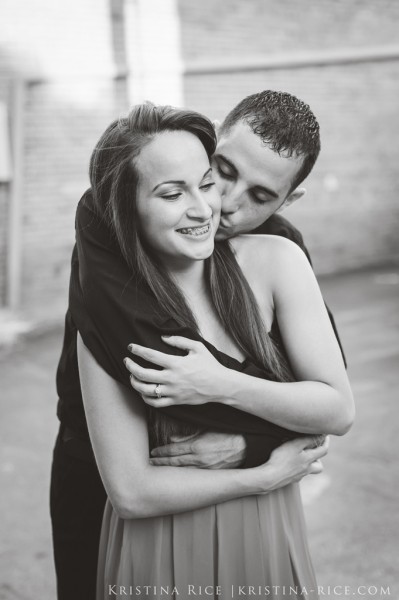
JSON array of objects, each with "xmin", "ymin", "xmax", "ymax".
[
  {"xmin": 252, "ymin": 214, "xmax": 303, "ymax": 243},
  {"xmin": 251, "ymin": 214, "xmax": 311, "ymax": 264}
]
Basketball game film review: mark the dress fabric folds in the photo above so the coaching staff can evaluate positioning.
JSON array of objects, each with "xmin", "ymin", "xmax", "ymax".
[{"xmin": 97, "ymin": 484, "xmax": 318, "ymax": 599}]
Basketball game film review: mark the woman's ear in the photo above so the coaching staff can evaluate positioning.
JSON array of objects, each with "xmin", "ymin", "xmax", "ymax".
[{"xmin": 277, "ymin": 188, "xmax": 306, "ymax": 213}]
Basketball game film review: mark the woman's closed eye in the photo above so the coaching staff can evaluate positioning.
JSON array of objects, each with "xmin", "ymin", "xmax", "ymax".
[
  {"xmin": 200, "ymin": 182, "xmax": 216, "ymax": 192},
  {"xmin": 161, "ymin": 192, "xmax": 182, "ymax": 201},
  {"xmin": 162, "ymin": 182, "xmax": 215, "ymax": 200}
]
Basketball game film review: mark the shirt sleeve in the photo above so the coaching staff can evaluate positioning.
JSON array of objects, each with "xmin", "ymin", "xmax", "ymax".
[
  {"xmin": 68, "ymin": 192, "xmax": 317, "ymax": 469},
  {"xmin": 71, "ymin": 190, "xmax": 189, "ymax": 388}
]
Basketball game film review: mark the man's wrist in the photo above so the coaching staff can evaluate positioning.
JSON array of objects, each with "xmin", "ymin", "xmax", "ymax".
[{"xmin": 241, "ymin": 433, "xmax": 278, "ymax": 469}]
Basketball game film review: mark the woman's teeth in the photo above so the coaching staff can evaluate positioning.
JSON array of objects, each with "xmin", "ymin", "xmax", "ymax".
[{"xmin": 178, "ymin": 224, "xmax": 210, "ymax": 236}]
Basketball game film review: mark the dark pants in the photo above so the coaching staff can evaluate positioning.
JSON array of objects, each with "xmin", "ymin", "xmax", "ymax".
[{"xmin": 50, "ymin": 425, "xmax": 107, "ymax": 600}]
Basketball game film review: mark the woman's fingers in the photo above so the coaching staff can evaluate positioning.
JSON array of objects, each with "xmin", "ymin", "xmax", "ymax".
[
  {"xmin": 161, "ymin": 335, "xmax": 202, "ymax": 352},
  {"xmin": 308, "ymin": 459, "xmax": 323, "ymax": 475},
  {"xmin": 143, "ymin": 397, "xmax": 173, "ymax": 408},
  {"xmin": 305, "ymin": 437, "xmax": 330, "ymax": 462},
  {"xmin": 123, "ymin": 357, "xmax": 167, "ymax": 383},
  {"xmin": 127, "ymin": 343, "xmax": 173, "ymax": 368},
  {"xmin": 129, "ymin": 374, "xmax": 168, "ymax": 399}
]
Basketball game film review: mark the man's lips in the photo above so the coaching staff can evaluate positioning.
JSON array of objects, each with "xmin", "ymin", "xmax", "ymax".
[{"xmin": 218, "ymin": 218, "xmax": 233, "ymax": 230}]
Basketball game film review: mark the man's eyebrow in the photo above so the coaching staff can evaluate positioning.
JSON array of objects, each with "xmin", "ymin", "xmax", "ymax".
[{"xmin": 152, "ymin": 167, "xmax": 212, "ymax": 192}]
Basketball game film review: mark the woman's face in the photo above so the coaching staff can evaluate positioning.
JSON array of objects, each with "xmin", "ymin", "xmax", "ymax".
[{"xmin": 135, "ymin": 130, "xmax": 221, "ymax": 268}]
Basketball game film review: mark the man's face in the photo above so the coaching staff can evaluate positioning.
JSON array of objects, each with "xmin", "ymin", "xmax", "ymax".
[{"xmin": 212, "ymin": 120, "xmax": 305, "ymax": 240}]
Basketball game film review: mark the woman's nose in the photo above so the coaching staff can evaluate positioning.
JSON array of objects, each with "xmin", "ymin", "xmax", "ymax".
[{"xmin": 187, "ymin": 191, "xmax": 213, "ymax": 220}]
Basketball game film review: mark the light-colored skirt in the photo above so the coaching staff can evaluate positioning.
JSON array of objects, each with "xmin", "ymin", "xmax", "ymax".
[{"xmin": 96, "ymin": 483, "xmax": 318, "ymax": 600}]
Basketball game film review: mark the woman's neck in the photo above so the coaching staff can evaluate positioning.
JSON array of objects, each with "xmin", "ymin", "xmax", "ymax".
[{"xmin": 166, "ymin": 259, "xmax": 207, "ymax": 302}]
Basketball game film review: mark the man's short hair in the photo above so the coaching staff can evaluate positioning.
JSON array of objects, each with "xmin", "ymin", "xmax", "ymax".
[{"xmin": 220, "ymin": 90, "xmax": 321, "ymax": 192}]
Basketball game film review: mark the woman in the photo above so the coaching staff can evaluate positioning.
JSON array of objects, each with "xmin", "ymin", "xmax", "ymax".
[{"xmin": 77, "ymin": 103, "xmax": 353, "ymax": 599}]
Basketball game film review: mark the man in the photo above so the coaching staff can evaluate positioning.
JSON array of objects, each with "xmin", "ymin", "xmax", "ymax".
[{"xmin": 51, "ymin": 90, "xmax": 341, "ymax": 599}]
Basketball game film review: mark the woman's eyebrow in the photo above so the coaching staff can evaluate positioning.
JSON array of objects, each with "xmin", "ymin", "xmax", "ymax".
[
  {"xmin": 201, "ymin": 167, "xmax": 213, "ymax": 179},
  {"xmin": 152, "ymin": 168, "xmax": 213, "ymax": 192},
  {"xmin": 152, "ymin": 180, "xmax": 185, "ymax": 192}
]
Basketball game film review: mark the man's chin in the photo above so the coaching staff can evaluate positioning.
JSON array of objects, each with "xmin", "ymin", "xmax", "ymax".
[
  {"xmin": 215, "ymin": 231, "xmax": 227, "ymax": 241},
  {"xmin": 215, "ymin": 227, "xmax": 234, "ymax": 241}
]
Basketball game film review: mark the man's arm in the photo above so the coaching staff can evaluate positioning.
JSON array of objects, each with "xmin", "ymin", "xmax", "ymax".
[{"xmin": 71, "ymin": 191, "xmax": 270, "ymax": 468}]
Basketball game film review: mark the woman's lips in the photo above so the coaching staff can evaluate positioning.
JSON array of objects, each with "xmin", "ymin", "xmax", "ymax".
[{"xmin": 176, "ymin": 223, "xmax": 211, "ymax": 237}]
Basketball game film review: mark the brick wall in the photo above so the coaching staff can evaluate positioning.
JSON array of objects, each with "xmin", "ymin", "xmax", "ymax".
[
  {"xmin": 178, "ymin": 0, "xmax": 399, "ymax": 60},
  {"xmin": 0, "ymin": 0, "xmax": 128, "ymax": 319},
  {"xmin": 0, "ymin": 184, "xmax": 8, "ymax": 305},
  {"xmin": 179, "ymin": 0, "xmax": 399, "ymax": 274},
  {"xmin": 1, "ymin": 0, "xmax": 398, "ymax": 321},
  {"xmin": 20, "ymin": 79, "xmax": 120, "ymax": 320}
]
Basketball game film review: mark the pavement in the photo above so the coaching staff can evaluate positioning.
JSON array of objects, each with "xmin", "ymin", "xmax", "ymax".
[{"xmin": 0, "ymin": 265, "xmax": 398, "ymax": 600}]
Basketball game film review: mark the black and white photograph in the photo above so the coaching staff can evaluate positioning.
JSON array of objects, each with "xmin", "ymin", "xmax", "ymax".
[{"xmin": 0, "ymin": 1, "xmax": 398, "ymax": 599}]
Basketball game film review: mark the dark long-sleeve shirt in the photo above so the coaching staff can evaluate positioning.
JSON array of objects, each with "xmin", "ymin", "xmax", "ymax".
[{"xmin": 56, "ymin": 190, "xmax": 345, "ymax": 467}]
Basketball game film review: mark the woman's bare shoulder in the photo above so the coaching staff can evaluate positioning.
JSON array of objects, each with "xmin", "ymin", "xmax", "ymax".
[{"xmin": 230, "ymin": 234, "xmax": 305, "ymax": 278}]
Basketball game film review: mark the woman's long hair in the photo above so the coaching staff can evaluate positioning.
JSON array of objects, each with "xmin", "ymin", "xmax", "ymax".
[{"xmin": 89, "ymin": 103, "xmax": 292, "ymax": 443}]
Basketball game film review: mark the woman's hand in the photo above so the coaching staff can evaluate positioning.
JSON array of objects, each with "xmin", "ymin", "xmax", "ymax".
[
  {"xmin": 124, "ymin": 336, "xmax": 228, "ymax": 407},
  {"xmin": 254, "ymin": 435, "xmax": 330, "ymax": 493}
]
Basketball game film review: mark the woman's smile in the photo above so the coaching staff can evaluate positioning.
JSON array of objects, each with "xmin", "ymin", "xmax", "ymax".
[
  {"xmin": 135, "ymin": 130, "xmax": 221, "ymax": 266},
  {"xmin": 176, "ymin": 221, "xmax": 212, "ymax": 239}
]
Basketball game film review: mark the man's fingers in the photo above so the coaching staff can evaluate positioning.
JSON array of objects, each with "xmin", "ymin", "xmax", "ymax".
[
  {"xmin": 169, "ymin": 433, "xmax": 200, "ymax": 443},
  {"xmin": 161, "ymin": 335, "xmax": 201, "ymax": 352},
  {"xmin": 127, "ymin": 344, "xmax": 173, "ymax": 368},
  {"xmin": 123, "ymin": 358, "xmax": 167, "ymax": 383},
  {"xmin": 149, "ymin": 456, "xmax": 196, "ymax": 467},
  {"xmin": 151, "ymin": 443, "xmax": 192, "ymax": 457}
]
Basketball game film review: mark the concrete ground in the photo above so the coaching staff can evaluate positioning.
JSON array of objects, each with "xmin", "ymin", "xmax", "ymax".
[{"xmin": 0, "ymin": 265, "xmax": 398, "ymax": 600}]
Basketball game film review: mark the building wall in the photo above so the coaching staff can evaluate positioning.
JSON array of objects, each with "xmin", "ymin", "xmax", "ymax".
[
  {"xmin": 0, "ymin": 184, "xmax": 8, "ymax": 305},
  {"xmin": 179, "ymin": 0, "xmax": 399, "ymax": 274},
  {"xmin": 20, "ymin": 79, "xmax": 120, "ymax": 318},
  {"xmin": 0, "ymin": 0, "xmax": 398, "ymax": 322},
  {"xmin": 178, "ymin": 0, "xmax": 399, "ymax": 59},
  {"xmin": 0, "ymin": 0, "xmax": 128, "ymax": 318}
]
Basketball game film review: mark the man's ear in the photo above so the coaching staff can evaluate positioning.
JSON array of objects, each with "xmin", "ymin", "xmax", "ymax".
[
  {"xmin": 212, "ymin": 119, "xmax": 221, "ymax": 137},
  {"xmin": 277, "ymin": 187, "xmax": 306, "ymax": 213}
]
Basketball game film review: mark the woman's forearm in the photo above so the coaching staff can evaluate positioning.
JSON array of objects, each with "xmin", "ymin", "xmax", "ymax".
[
  {"xmin": 221, "ymin": 370, "xmax": 353, "ymax": 435},
  {"xmin": 116, "ymin": 463, "xmax": 267, "ymax": 519}
]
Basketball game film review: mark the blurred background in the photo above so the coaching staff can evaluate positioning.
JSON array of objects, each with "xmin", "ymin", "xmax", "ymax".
[{"xmin": 0, "ymin": 1, "xmax": 398, "ymax": 598}]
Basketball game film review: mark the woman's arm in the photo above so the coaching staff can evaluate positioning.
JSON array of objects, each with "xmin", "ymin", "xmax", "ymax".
[
  {"xmin": 124, "ymin": 237, "xmax": 354, "ymax": 436},
  {"xmin": 222, "ymin": 236, "xmax": 354, "ymax": 435},
  {"xmin": 77, "ymin": 334, "xmax": 327, "ymax": 519}
]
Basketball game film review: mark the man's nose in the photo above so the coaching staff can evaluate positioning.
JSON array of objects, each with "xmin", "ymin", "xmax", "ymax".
[{"xmin": 221, "ymin": 183, "xmax": 245, "ymax": 215}]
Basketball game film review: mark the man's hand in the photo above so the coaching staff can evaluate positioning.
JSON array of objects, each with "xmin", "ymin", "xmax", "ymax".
[{"xmin": 150, "ymin": 431, "xmax": 247, "ymax": 469}]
